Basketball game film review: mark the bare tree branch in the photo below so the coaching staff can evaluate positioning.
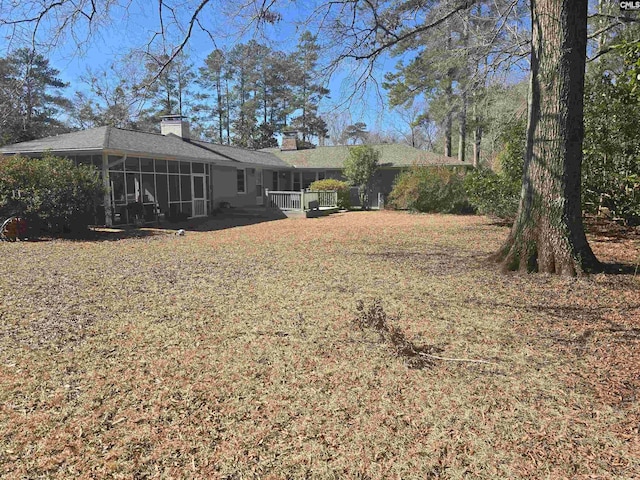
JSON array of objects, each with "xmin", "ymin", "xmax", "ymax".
[
  {"xmin": 350, "ymin": 1, "xmax": 477, "ymax": 61},
  {"xmin": 588, "ymin": 39, "xmax": 640, "ymax": 63},
  {"xmin": 588, "ymin": 13, "xmax": 640, "ymax": 24}
]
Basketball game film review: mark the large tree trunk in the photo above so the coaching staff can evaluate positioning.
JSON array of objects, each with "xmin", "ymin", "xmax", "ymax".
[
  {"xmin": 217, "ymin": 73, "xmax": 223, "ymax": 143},
  {"xmin": 443, "ymin": 98, "xmax": 452, "ymax": 156},
  {"xmin": 225, "ymin": 78, "xmax": 231, "ymax": 145},
  {"xmin": 493, "ymin": 0, "xmax": 599, "ymax": 275}
]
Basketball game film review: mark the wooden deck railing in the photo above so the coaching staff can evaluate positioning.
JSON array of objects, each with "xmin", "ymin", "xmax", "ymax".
[
  {"xmin": 266, "ymin": 190, "xmax": 338, "ymax": 211},
  {"xmin": 267, "ymin": 190, "xmax": 302, "ymax": 210},
  {"xmin": 302, "ymin": 191, "xmax": 339, "ymax": 209}
]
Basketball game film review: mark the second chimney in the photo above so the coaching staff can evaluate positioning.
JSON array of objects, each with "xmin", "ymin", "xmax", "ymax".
[{"xmin": 281, "ymin": 130, "xmax": 298, "ymax": 151}]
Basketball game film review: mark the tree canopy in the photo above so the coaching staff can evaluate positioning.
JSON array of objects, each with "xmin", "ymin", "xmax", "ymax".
[
  {"xmin": 343, "ymin": 145, "xmax": 380, "ymax": 209},
  {"xmin": 0, "ymin": 49, "xmax": 70, "ymax": 146}
]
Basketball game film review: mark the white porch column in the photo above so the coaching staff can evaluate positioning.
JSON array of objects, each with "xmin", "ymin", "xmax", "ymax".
[{"xmin": 102, "ymin": 152, "xmax": 113, "ymax": 226}]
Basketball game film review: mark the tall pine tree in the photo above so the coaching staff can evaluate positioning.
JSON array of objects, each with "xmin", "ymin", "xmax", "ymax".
[
  {"xmin": 290, "ymin": 31, "xmax": 329, "ymax": 144},
  {"xmin": 0, "ymin": 49, "xmax": 70, "ymax": 145}
]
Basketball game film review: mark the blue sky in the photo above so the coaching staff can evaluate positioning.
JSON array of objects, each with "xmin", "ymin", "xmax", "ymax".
[
  {"xmin": 31, "ymin": 0, "xmax": 399, "ymax": 134},
  {"xmin": 1, "ymin": 0, "xmax": 532, "ymax": 139}
]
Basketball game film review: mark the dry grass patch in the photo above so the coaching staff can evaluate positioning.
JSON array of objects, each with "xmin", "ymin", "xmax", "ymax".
[{"xmin": 0, "ymin": 211, "xmax": 638, "ymax": 478}]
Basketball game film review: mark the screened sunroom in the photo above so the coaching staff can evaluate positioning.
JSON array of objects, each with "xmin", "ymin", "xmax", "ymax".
[{"xmin": 104, "ymin": 155, "xmax": 212, "ymax": 225}]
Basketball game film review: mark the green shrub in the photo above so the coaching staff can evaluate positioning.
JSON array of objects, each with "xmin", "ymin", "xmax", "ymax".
[
  {"xmin": 0, "ymin": 154, "xmax": 104, "ymax": 234},
  {"xmin": 463, "ymin": 168, "xmax": 520, "ymax": 220},
  {"xmin": 582, "ymin": 45, "xmax": 640, "ymax": 225},
  {"xmin": 464, "ymin": 120, "xmax": 523, "ymax": 220},
  {"xmin": 343, "ymin": 145, "xmax": 380, "ymax": 209},
  {"xmin": 309, "ymin": 178, "xmax": 351, "ymax": 209},
  {"xmin": 387, "ymin": 166, "xmax": 473, "ymax": 214}
]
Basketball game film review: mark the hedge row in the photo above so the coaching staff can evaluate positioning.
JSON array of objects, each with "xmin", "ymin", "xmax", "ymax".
[{"xmin": 0, "ymin": 154, "xmax": 104, "ymax": 235}]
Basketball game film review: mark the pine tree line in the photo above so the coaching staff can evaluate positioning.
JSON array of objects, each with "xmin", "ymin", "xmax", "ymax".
[
  {"xmin": 0, "ymin": 31, "xmax": 329, "ymax": 149},
  {"xmin": 382, "ymin": 0, "xmax": 530, "ymax": 166}
]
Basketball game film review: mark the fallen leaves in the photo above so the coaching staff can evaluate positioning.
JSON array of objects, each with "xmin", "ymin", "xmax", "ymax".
[{"xmin": 0, "ymin": 211, "xmax": 638, "ymax": 478}]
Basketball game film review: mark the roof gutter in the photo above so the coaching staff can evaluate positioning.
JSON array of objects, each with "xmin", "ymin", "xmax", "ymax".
[{"xmin": 101, "ymin": 149, "xmax": 241, "ymax": 168}]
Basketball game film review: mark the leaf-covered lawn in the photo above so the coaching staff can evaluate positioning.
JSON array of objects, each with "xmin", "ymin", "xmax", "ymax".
[{"xmin": 1, "ymin": 211, "xmax": 638, "ymax": 479}]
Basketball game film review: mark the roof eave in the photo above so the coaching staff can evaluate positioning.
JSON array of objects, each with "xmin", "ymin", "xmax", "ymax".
[
  {"xmin": 101, "ymin": 148, "xmax": 241, "ymax": 168},
  {"xmin": 1, "ymin": 147, "xmax": 105, "ymax": 155}
]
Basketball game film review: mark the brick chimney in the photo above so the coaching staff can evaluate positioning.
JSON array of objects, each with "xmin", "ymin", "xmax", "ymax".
[
  {"xmin": 161, "ymin": 115, "xmax": 190, "ymax": 140},
  {"xmin": 281, "ymin": 130, "xmax": 298, "ymax": 151}
]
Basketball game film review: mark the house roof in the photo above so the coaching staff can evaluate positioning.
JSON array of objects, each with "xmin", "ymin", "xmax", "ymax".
[
  {"xmin": 188, "ymin": 140, "xmax": 289, "ymax": 168},
  {"xmin": 261, "ymin": 143, "xmax": 468, "ymax": 169},
  {"xmin": 106, "ymin": 129, "xmax": 233, "ymax": 163},
  {"xmin": 0, "ymin": 126, "xmax": 111, "ymax": 153},
  {"xmin": 1, "ymin": 129, "xmax": 466, "ymax": 171},
  {"xmin": 0, "ymin": 126, "xmax": 290, "ymax": 168}
]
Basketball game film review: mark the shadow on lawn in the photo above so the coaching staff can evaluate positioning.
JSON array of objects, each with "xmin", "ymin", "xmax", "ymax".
[
  {"xmin": 34, "ymin": 208, "xmax": 289, "ymax": 242},
  {"xmin": 363, "ymin": 248, "xmax": 638, "ymax": 278},
  {"xmin": 599, "ymin": 262, "xmax": 638, "ymax": 275},
  {"xmin": 586, "ymin": 215, "xmax": 640, "ymax": 241}
]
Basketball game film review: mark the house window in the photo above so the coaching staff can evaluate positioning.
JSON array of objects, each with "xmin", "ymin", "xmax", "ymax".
[
  {"xmin": 155, "ymin": 160, "xmax": 167, "ymax": 172},
  {"xmin": 302, "ymin": 172, "xmax": 316, "ymax": 190},
  {"xmin": 168, "ymin": 160, "xmax": 180, "ymax": 173},
  {"xmin": 237, "ymin": 168, "xmax": 246, "ymax": 193},
  {"xmin": 108, "ymin": 155, "xmax": 124, "ymax": 171},
  {"xmin": 110, "ymin": 172, "xmax": 125, "ymax": 203},
  {"xmin": 318, "ymin": 171, "xmax": 325, "ymax": 180},
  {"xmin": 142, "ymin": 174, "xmax": 156, "ymax": 203},
  {"xmin": 256, "ymin": 170, "xmax": 263, "ymax": 199},
  {"xmin": 180, "ymin": 175, "xmax": 192, "ymax": 201},
  {"xmin": 293, "ymin": 172, "xmax": 301, "ymax": 191},
  {"xmin": 169, "ymin": 175, "xmax": 180, "ymax": 202},
  {"xmin": 272, "ymin": 171, "xmax": 278, "ymax": 190},
  {"xmin": 156, "ymin": 174, "xmax": 169, "ymax": 213}
]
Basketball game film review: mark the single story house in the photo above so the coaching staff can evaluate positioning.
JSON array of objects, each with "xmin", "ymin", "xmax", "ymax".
[
  {"xmin": 0, "ymin": 116, "xmax": 294, "ymax": 226},
  {"xmin": 1, "ymin": 117, "xmax": 469, "ymax": 225},
  {"xmin": 262, "ymin": 133, "xmax": 469, "ymax": 208}
]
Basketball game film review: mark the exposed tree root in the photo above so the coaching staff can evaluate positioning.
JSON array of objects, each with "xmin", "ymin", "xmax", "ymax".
[{"xmin": 492, "ymin": 223, "xmax": 602, "ymax": 276}]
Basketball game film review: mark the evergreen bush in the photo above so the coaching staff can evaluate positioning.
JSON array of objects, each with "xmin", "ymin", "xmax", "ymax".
[
  {"xmin": 0, "ymin": 154, "xmax": 104, "ymax": 235},
  {"xmin": 388, "ymin": 166, "xmax": 472, "ymax": 214},
  {"xmin": 343, "ymin": 146, "xmax": 380, "ymax": 209},
  {"xmin": 463, "ymin": 168, "xmax": 520, "ymax": 220},
  {"xmin": 582, "ymin": 43, "xmax": 640, "ymax": 225},
  {"xmin": 464, "ymin": 121, "xmax": 523, "ymax": 220},
  {"xmin": 309, "ymin": 178, "xmax": 351, "ymax": 209}
]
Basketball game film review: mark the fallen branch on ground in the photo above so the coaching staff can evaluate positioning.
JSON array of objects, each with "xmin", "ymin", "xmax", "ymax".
[
  {"xmin": 354, "ymin": 298, "xmax": 500, "ymax": 369},
  {"xmin": 417, "ymin": 352, "xmax": 500, "ymax": 366}
]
